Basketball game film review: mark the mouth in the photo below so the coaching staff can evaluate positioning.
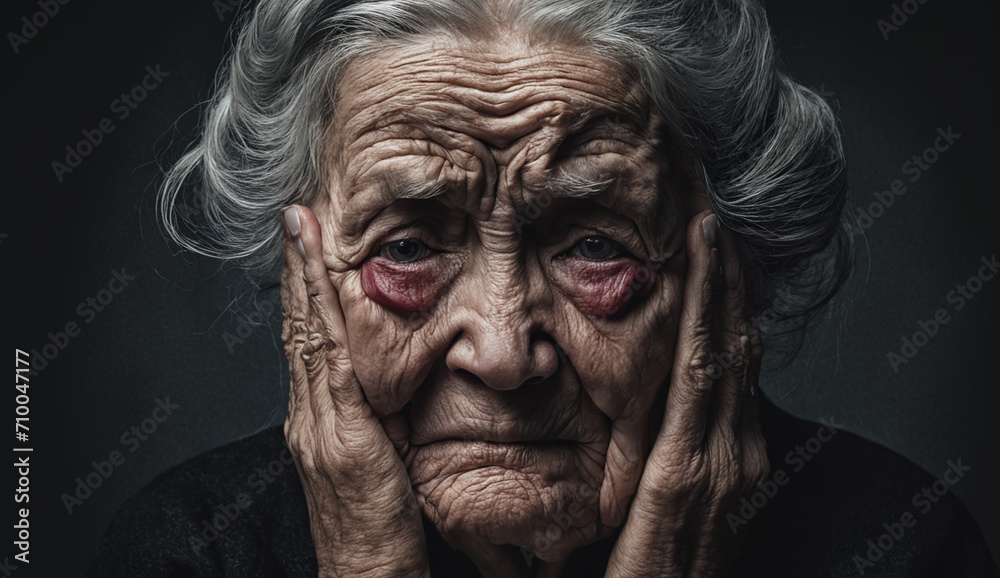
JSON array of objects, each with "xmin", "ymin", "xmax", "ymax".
[
  {"xmin": 407, "ymin": 438, "xmax": 589, "ymax": 479},
  {"xmin": 411, "ymin": 430, "xmax": 570, "ymax": 446},
  {"xmin": 403, "ymin": 365, "xmax": 613, "ymax": 473},
  {"xmin": 406, "ymin": 401, "xmax": 606, "ymax": 447}
]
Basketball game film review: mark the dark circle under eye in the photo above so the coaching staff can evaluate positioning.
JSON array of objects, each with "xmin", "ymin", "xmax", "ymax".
[
  {"xmin": 384, "ymin": 239, "xmax": 431, "ymax": 263},
  {"xmin": 573, "ymin": 236, "xmax": 625, "ymax": 260}
]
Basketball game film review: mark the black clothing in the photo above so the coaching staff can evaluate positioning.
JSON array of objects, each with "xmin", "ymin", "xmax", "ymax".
[{"xmin": 89, "ymin": 398, "xmax": 999, "ymax": 577}]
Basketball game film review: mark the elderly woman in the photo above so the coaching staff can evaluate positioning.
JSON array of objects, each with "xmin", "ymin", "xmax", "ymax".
[{"xmin": 91, "ymin": 0, "xmax": 997, "ymax": 576}]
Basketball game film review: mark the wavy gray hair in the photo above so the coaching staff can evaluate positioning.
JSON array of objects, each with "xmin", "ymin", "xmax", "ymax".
[{"xmin": 159, "ymin": 0, "xmax": 851, "ymax": 339}]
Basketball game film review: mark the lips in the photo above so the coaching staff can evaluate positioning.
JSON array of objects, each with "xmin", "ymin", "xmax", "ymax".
[
  {"xmin": 407, "ymin": 397, "xmax": 612, "ymax": 447},
  {"xmin": 407, "ymin": 438, "xmax": 591, "ymax": 485},
  {"xmin": 410, "ymin": 428, "xmax": 570, "ymax": 446}
]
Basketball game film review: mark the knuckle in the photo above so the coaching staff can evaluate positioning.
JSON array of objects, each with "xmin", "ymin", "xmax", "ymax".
[
  {"xmin": 302, "ymin": 261, "xmax": 328, "ymax": 288},
  {"xmin": 649, "ymin": 458, "xmax": 706, "ymax": 506},
  {"xmin": 301, "ymin": 333, "xmax": 335, "ymax": 372},
  {"xmin": 686, "ymin": 347, "xmax": 721, "ymax": 385},
  {"xmin": 284, "ymin": 426, "xmax": 307, "ymax": 455},
  {"xmin": 285, "ymin": 430, "xmax": 328, "ymax": 477}
]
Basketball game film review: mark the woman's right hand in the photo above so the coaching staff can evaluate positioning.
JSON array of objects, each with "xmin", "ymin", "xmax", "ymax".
[{"xmin": 280, "ymin": 205, "xmax": 430, "ymax": 577}]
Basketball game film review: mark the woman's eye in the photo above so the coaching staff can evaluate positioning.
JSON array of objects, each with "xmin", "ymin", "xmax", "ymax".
[
  {"xmin": 382, "ymin": 239, "xmax": 433, "ymax": 263},
  {"xmin": 568, "ymin": 236, "xmax": 626, "ymax": 260}
]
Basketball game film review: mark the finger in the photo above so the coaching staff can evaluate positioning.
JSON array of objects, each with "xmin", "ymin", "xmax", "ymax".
[
  {"xmin": 710, "ymin": 220, "xmax": 753, "ymax": 423},
  {"xmin": 661, "ymin": 210, "xmax": 719, "ymax": 447},
  {"xmin": 380, "ymin": 412, "xmax": 412, "ymax": 456},
  {"xmin": 735, "ymin": 338, "xmax": 769, "ymax": 498},
  {"xmin": 281, "ymin": 234, "xmax": 330, "ymax": 483},
  {"xmin": 283, "ymin": 205, "xmax": 366, "ymax": 417},
  {"xmin": 285, "ymin": 205, "xmax": 350, "ymax": 351},
  {"xmin": 445, "ymin": 536, "xmax": 530, "ymax": 578},
  {"xmin": 738, "ymin": 330, "xmax": 764, "ymax": 432},
  {"xmin": 599, "ymin": 417, "xmax": 647, "ymax": 528},
  {"xmin": 716, "ymin": 221, "xmax": 748, "ymax": 336},
  {"xmin": 281, "ymin": 231, "xmax": 317, "ymax": 436}
]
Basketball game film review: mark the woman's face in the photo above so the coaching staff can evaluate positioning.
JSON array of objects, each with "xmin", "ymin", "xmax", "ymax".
[{"xmin": 311, "ymin": 37, "xmax": 704, "ymax": 557}]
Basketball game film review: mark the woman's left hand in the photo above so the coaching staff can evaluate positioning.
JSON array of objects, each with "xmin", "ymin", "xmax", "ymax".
[{"xmin": 605, "ymin": 211, "xmax": 770, "ymax": 577}]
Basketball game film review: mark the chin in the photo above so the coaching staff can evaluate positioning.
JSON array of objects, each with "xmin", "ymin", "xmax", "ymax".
[{"xmin": 407, "ymin": 439, "xmax": 608, "ymax": 560}]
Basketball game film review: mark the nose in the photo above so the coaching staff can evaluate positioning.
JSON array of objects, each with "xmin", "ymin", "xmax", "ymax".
[{"xmin": 444, "ymin": 258, "xmax": 560, "ymax": 391}]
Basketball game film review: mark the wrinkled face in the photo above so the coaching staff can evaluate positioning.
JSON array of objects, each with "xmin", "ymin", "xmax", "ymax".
[{"xmin": 313, "ymin": 37, "xmax": 700, "ymax": 559}]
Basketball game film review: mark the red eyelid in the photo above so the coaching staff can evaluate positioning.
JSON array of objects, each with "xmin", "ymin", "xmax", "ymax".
[
  {"xmin": 554, "ymin": 257, "xmax": 654, "ymax": 318},
  {"xmin": 361, "ymin": 256, "xmax": 444, "ymax": 315}
]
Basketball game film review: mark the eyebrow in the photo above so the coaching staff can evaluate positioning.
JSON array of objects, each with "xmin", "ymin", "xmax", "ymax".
[
  {"xmin": 385, "ymin": 179, "xmax": 450, "ymax": 200},
  {"xmin": 369, "ymin": 148, "xmax": 622, "ymax": 221},
  {"xmin": 377, "ymin": 168, "xmax": 620, "ymax": 215},
  {"xmin": 540, "ymin": 169, "xmax": 618, "ymax": 199}
]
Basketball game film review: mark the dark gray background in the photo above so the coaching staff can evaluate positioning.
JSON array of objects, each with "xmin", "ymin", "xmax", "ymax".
[{"xmin": 4, "ymin": 0, "xmax": 998, "ymax": 574}]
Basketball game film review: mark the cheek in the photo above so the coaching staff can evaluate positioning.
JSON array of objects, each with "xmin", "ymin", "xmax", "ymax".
[
  {"xmin": 360, "ymin": 258, "xmax": 445, "ymax": 316},
  {"xmin": 555, "ymin": 268, "xmax": 681, "ymax": 420},
  {"xmin": 552, "ymin": 258, "xmax": 654, "ymax": 317}
]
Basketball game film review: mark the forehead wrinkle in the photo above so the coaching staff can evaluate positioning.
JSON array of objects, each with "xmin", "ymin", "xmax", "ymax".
[
  {"xmin": 341, "ymin": 85, "xmax": 635, "ymax": 155},
  {"xmin": 336, "ymin": 40, "xmax": 644, "ymax": 135},
  {"xmin": 342, "ymin": 42, "xmax": 602, "ymax": 108},
  {"xmin": 327, "ymin": 37, "xmax": 667, "ymax": 230},
  {"xmin": 397, "ymin": 37, "xmax": 628, "ymax": 86}
]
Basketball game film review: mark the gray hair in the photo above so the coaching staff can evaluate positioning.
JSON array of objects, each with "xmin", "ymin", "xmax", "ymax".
[{"xmin": 159, "ymin": 0, "xmax": 851, "ymax": 340}]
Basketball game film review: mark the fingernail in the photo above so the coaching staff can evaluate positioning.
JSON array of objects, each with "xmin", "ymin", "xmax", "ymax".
[
  {"xmin": 702, "ymin": 213, "xmax": 718, "ymax": 248},
  {"xmin": 283, "ymin": 207, "xmax": 306, "ymax": 259}
]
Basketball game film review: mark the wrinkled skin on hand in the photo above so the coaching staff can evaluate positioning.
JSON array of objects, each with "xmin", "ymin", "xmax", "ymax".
[{"xmin": 281, "ymin": 34, "xmax": 768, "ymax": 577}]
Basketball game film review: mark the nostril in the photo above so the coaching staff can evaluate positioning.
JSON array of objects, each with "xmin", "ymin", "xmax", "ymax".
[
  {"xmin": 445, "ymin": 330, "xmax": 560, "ymax": 390},
  {"xmin": 455, "ymin": 368, "xmax": 477, "ymax": 381}
]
